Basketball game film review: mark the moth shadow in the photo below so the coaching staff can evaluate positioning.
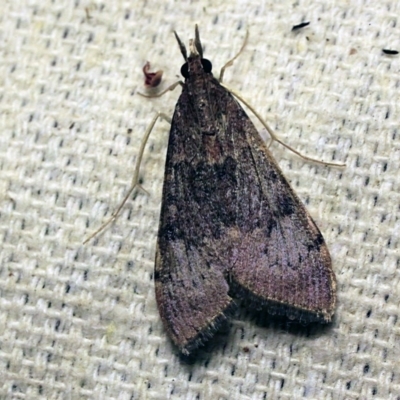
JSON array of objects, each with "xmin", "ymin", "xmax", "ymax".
[
  {"xmin": 238, "ymin": 300, "xmax": 336, "ymax": 339},
  {"xmin": 178, "ymin": 318, "xmax": 235, "ymax": 365},
  {"xmin": 178, "ymin": 300, "xmax": 336, "ymax": 364}
]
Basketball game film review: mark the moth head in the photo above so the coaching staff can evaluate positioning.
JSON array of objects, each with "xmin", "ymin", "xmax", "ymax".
[{"xmin": 174, "ymin": 25, "xmax": 213, "ymax": 79}]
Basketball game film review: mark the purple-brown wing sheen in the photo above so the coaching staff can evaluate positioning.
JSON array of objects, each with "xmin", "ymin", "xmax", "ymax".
[{"xmin": 154, "ymin": 55, "xmax": 336, "ymax": 356}]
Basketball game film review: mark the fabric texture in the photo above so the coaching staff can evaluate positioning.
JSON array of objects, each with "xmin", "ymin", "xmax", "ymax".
[{"xmin": 0, "ymin": 1, "xmax": 399, "ymax": 399}]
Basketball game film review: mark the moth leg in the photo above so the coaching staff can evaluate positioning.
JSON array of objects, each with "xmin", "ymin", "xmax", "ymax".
[
  {"xmin": 83, "ymin": 112, "xmax": 171, "ymax": 244},
  {"xmin": 224, "ymin": 85, "xmax": 346, "ymax": 167},
  {"xmin": 219, "ymin": 30, "xmax": 249, "ymax": 83},
  {"xmin": 139, "ymin": 81, "xmax": 183, "ymax": 98}
]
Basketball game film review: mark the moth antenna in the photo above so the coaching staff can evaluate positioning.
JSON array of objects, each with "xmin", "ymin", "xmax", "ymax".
[
  {"xmin": 194, "ymin": 24, "xmax": 203, "ymax": 58},
  {"xmin": 174, "ymin": 31, "xmax": 188, "ymax": 61}
]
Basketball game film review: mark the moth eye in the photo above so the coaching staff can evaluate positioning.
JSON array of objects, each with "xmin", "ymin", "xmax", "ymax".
[
  {"xmin": 180, "ymin": 63, "xmax": 189, "ymax": 78},
  {"xmin": 180, "ymin": 59, "xmax": 212, "ymax": 78},
  {"xmin": 201, "ymin": 58, "xmax": 212, "ymax": 73}
]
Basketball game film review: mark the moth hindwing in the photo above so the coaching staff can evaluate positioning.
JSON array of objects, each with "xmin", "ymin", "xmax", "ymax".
[{"xmin": 154, "ymin": 26, "xmax": 336, "ymax": 356}]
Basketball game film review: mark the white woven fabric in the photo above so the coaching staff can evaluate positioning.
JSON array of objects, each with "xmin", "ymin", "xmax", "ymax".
[{"xmin": 1, "ymin": 1, "xmax": 399, "ymax": 399}]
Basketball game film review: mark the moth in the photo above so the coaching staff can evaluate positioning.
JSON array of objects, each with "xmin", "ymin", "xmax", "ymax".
[{"xmin": 153, "ymin": 26, "xmax": 337, "ymax": 356}]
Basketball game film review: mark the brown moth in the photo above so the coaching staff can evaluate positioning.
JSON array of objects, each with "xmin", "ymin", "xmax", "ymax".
[{"xmin": 154, "ymin": 26, "xmax": 336, "ymax": 356}]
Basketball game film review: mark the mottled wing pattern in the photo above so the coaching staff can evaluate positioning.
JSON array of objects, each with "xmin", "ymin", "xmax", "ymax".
[
  {"xmin": 155, "ymin": 80, "xmax": 237, "ymax": 355},
  {"xmin": 155, "ymin": 76, "xmax": 335, "ymax": 355},
  {"xmin": 227, "ymin": 95, "xmax": 336, "ymax": 323}
]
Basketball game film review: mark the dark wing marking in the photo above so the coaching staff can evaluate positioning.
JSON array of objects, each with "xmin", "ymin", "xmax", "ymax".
[{"xmin": 155, "ymin": 77, "xmax": 335, "ymax": 355}]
